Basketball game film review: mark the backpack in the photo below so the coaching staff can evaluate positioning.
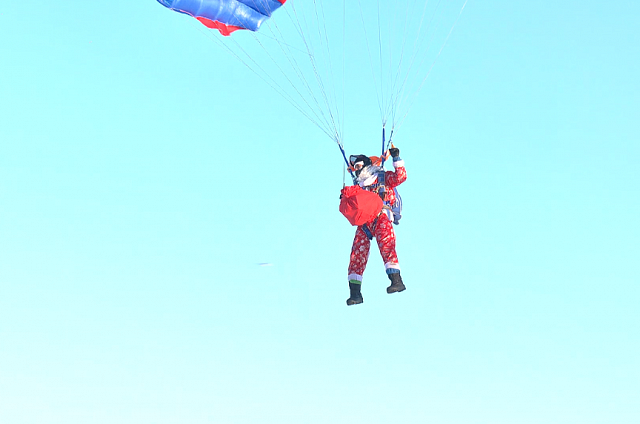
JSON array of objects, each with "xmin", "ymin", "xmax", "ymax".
[
  {"xmin": 388, "ymin": 187, "xmax": 402, "ymax": 225},
  {"xmin": 376, "ymin": 170, "xmax": 402, "ymax": 225}
]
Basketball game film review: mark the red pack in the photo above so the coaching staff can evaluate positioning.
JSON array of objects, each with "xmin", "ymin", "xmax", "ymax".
[{"xmin": 339, "ymin": 185, "xmax": 383, "ymax": 226}]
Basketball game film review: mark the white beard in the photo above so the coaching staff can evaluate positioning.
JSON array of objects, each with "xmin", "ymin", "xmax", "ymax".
[{"xmin": 356, "ymin": 165, "xmax": 382, "ymax": 187}]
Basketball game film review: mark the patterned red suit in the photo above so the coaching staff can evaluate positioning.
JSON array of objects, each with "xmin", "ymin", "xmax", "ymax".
[{"xmin": 348, "ymin": 158, "xmax": 406, "ymax": 283}]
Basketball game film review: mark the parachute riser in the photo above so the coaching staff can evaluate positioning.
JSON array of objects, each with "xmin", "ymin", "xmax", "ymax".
[
  {"xmin": 337, "ymin": 139, "xmax": 357, "ymax": 185},
  {"xmin": 380, "ymin": 126, "xmax": 395, "ymax": 169}
]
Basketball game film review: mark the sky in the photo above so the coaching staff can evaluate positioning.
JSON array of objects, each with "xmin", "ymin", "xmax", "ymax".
[{"xmin": 1, "ymin": 1, "xmax": 639, "ymax": 423}]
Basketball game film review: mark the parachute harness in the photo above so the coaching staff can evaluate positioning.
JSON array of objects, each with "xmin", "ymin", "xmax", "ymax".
[
  {"xmin": 380, "ymin": 126, "xmax": 395, "ymax": 169},
  {"xmin": 362, "ymin": 216, "xmax": 379, "ymax": 241}
]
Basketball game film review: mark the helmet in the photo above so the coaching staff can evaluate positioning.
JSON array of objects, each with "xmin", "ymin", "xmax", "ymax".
[{"xmin": 349, "ymin": 154, "xmax": 372, "ymax": 176}]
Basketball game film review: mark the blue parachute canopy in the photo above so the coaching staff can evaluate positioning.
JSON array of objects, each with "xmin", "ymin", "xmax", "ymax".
[{"xmin": 157, "ymin": 0, "xmax": 286, "ymax": 36}]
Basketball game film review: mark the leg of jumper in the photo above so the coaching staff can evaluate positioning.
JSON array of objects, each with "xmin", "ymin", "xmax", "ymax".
[
  {"xmin": 348, "ymin": 226, "xmax": 371, "ymax": 283},
  {"xmin": 374, "ymin": 213, "xmax": 400, "ymax": 275}
]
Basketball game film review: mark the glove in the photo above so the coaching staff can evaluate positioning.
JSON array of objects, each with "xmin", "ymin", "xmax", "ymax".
[{"xmin": 389, "ymin": 147, "xmax": 400, "ymax": 158}]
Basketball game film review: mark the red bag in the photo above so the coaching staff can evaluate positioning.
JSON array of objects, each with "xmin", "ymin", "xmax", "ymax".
[{"xmin": 339, "ymin": 185, "xmax": 383, "ymax": 226}]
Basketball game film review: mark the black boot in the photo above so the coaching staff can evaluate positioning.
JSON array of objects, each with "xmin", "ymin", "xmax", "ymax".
[
  {"xmin": 346, "ymin": 282, "xmax": 363, "ymax": 305},
  {"xmin": 387, "ymin": 273, "xmax": 406, "ymax": 294}
]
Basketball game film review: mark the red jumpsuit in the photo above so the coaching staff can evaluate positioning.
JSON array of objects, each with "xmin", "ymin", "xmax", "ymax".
[{"xmin": 348, "ymin": 159, "xmax": 407, "ymax": 283}]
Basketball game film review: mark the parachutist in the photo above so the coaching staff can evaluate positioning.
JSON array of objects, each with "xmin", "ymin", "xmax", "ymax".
[{"xmin": 341, "ymin": 147, "xmax": 407, "ymax": 305}]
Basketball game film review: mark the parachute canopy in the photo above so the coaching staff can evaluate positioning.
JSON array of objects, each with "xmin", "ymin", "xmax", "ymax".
[{"xmin": 157, "ymin": 0, "xmax": 286, "ymax": 36}]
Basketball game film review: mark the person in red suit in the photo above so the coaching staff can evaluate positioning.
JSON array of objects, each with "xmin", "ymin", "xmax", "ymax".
[{"xmin": 346, "ymin": 147, "xmax": 407, "ymax": 305}]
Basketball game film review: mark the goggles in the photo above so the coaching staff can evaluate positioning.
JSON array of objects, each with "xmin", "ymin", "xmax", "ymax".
[
  {"xmin": 349, "ymin": 155, "xmax": 364, "ymax": 171},
  {"xmin": 349, "ymin": 155, "xmax": 365, "ymax": 170}
]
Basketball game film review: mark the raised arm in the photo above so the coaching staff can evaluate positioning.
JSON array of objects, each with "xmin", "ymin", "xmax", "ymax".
[{"xmin": 385, "ymin": 147, "xmax": 406, "ymax": 189}]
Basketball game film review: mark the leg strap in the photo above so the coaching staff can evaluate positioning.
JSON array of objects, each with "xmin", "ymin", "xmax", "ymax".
[{"xmin": 361, "ymin": 216, "xmax": 379, "ymax": 241}]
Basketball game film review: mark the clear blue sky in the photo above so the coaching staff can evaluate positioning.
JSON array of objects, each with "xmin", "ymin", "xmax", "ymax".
[{"xmin": 1, "ymin": 1, "xmax": 639, "ymax": 423}]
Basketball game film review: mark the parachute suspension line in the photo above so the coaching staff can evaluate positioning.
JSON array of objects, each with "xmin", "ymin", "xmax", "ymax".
[
  {"xmin": 190, "ymin": 20, "xmax": 329, "ymax": 135},
  {"xmin": 337, "ymin": 138, "xmax": 356, "ymax": 183},
  {"xmin": 377, "ymin": 0, "xmax": 386, "ymax": 126},
  {"xmin": 391, "ymin": 0, "xmax": 443, "ymax": 128},
  {"xmin": 309, "ymin": 0, "xmax": 341, "ymax": 142},
  {"xmin": 393, "ymin": 0, "xmax": 440, "ymax": 128},
  {"xmin": 343, "ymin": 159, "xmax": 346, "ymax": 187},
  {"xmin": 259, "ymin": 13, "xmax": 339, "ymax": 136},
  {"xmin": 245, "ymin": 31, "xmax": 307, "ymax": 53},
  {"xmin": 342, "ymin": 0, "xmax": 346, "ymax": 143},
  {"xmin": 397, "ymin": 0, "xmax": 454, "ymax": 124},
  {"xmin": 287, "ymin": 0, "xmax": 342, "ymax": 143},
  {"xmin": 384, "ymin": 0, "xmax": 413, "ymax": 126},
  {"xmin": 369, "ymin": 0, "xmax": 432, "ymax": 129},
  {"xmin": 399, "ymin": 0, "xmax": 446, "ymax": 102},
  {"xmin": 384, "ymin": 0, "xmax": 402, "ymax": 124},
  {"xmin": 245, "ymin": 32, "xmax": 335, "ymax": 134},
  {"xmin": 252, "ymin": 1, "xmax": 338, "ymax": 136},
  {"xmin": 290, "ymin": 2, "xmax": 331, "ymax": 118},
  {"xmin": 387, "ymin": 0, "xmax": 428, "ymax": 129},
  {"xmin": 388, "ymin": 0, "xmax": 420, "ymax": 127},
  {"xmin": 244, "ymin": 1, "xmax": 340, "ymax": 142},
  {"xmin": 278, "ymin": 4, "xmax": 338, "ymax": 138},
  {"xmin": 208, "ymin": 0, "xmax": 340, "ymax": 144},
  {"xmin": 396, "ymin": 0, "xmax": 468, "ymax": 130},
  {"xmin": 357, "ymin": 0, "xmax": 384, "ymax": 123},
  {"xmin": 313, "ymin": 0, "xmax": 343, "ymax": 142},
  {"xmin": 198, "ymin": 5, "xmax": 337, "ymax": 138}
]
